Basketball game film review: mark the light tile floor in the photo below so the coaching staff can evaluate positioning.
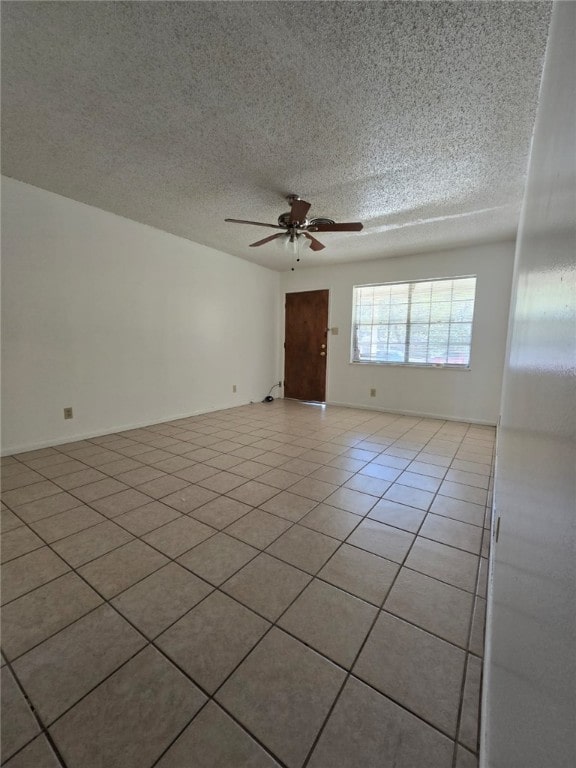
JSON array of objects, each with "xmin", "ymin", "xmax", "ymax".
[{"xmin": 0, "ymin": 400, "xmax": 493, "ymax": 768}]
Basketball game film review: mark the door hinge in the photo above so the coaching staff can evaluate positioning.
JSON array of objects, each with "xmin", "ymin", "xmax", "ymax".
[{"xmin": 495, "ymin": 516, "xmax": 501, "ymax": 543}]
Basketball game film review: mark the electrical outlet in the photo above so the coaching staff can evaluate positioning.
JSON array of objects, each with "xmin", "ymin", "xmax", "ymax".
[
  {"xmin": 370, "ymin": 389, "xmax": 376, "ymax": 397},
  {"xmin": 63, "ymin": 407, "xmax": 73, "ymax": 419},
  {"xmin": 278, "ymin": 381, "xmax": 282, "ymax": 387},
  {"xmin": 232, "ymin": 385, "xmax": 237, "ymax": 393}
]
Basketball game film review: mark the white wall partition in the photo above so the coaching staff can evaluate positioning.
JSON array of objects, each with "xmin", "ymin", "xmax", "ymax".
[
  {"xmin": 483, "ymin": 3, "xmax": 576, "ymax": 767},
  {"xmin": 1, "ymin": 178, "xmax": 280, "ymax": 453},
  {"xmin": 280, "ymin": 242, "xmax": 515, "ymax": 423}
]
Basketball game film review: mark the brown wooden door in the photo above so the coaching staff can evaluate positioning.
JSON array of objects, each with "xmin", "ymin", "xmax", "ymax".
[{"xmin": 284, "ymin": 290, "xmax": 329, "ymax": 402}]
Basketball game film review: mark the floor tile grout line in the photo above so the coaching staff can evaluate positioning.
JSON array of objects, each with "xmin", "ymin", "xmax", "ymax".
[
  {"xmin": 220, "ymin": 422, "xmax": 487, "ymax": 594},
  {"xmin": 299, "ymin": 422, "xmax": 486, "ymax": 767},
  {"xmin": 3, "ymin": 522, "xmax": 271, "ymax": 667},
  {"xmin": 301, "ymin": 507, "xmax": 438, "ymax": 765},
  {"xmin": 310, "ymin": 570, "xmax": 477, "ymax": 652},
  {"xmin": 5, "ymin": 436, "xmax": 251, "ymax": 499},
  {"xmin": 4, "ymin": 484, "xmax": 238, "ymax": 609},
  {"xmin": 5, "ymin": 413, "xmax": 491, "ymax": 464},
  {"xmin": 449, "ymin": 424, "xmax": 494, "ymax": 767},
  {"xmin": 300, "ymin": 476, "xmax": 460, "ymax": 763},
  {"xmin": 6, "ymin": 467, "xmax": 244, "ymax": 539},
  {"xmin": 2, "ymin": 522, "xmax": 231, "ymax": 767},
  {"xmin": 3, "ymin": 457, "xmax": 490, "ymax": 528},
  {"xmin": 1, "ymin": 500, "xmax": 482, "ymax": 613},
  {"xmin": 6, "ymin": 486, "xmax": 325, "ymax": 669},
  {"xmin": 4, "ymin": 598, "xmax": 106, "ymax": 666},
  {"xmin": 152, "ymin": 694, "xmax": 292, "ymax": 768},
  {"xmin": 146, "ymin": 535, "xmax": 341, "ymax": 768},
  {"xmin": 4, "ymin": 414, "xmax": 492, "ymax": 502},
  {"xmin": 211, "ymin": 488, "xmax": 484, "ymax": 634},
  {"xmin": 2, "ymin": 405, "xmax": 493, "ymax": 767},
  {"xmin": 147, "ymin": 468, "xmax": 473, "ymax": 768},
  {"xmin": 9, "ymin": 510, "xmax": 318, "ymax": 767},
  {"xmin": 3, "ymin": 474, "xmax": 486, "ymax": 570},
  {"xmin": 451, "ymin": 539, "xmax": 487, "ymax": 764},
  {"xmin": 1, "ymin": 653, "xmax": 68, "ymax": 768},
  {"xmin": 5, "ymin": 473, "xmax": 290, "ymax": 571},
  {"xmin": 4, "ymin": 418, "xmax": 490, "ymax": 632},
  {"xmin": 1, "ymin": 569, "xmax": 75, "ymax": 611},
  {"xmin": 4, "ymin": 474, "xmax": 489, "ymax": 559},
  {"xmin": 4, "ymin": 491, "xmax": 473, "ymax": 767},
  {"xmin": 287, "ymin": 496, "xmax": 487, "ymax": 552}
]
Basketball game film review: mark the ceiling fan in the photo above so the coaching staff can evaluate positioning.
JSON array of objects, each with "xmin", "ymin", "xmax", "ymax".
[{"xmin": 225, "ymin": 195, "xmax": 363, "ymax": 252}]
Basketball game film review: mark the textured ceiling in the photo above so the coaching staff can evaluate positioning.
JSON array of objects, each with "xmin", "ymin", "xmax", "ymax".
[{"xmin": 1, "ymin": 1, "xmax": 551, "ymax": 270}]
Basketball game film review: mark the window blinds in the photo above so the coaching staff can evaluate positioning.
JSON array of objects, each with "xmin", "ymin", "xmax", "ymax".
[{"xmin": 351, "ymin": 276, "xmax": 477, "ymax": 366}]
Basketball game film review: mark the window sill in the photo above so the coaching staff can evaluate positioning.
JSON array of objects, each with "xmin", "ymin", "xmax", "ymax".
[{"xmin": 350, "ymin": 361, "xmax": 471, "ymax": 371}]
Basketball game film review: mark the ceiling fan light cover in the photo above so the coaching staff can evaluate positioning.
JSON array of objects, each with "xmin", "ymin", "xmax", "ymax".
[{"xmin": 277, "ymin": 233, "xmax": 309, "ymax": 251}]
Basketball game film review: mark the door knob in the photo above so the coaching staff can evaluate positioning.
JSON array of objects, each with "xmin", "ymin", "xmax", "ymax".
[{"xmin": 320, "ymin": 351, "xmax": 326, "ymax": 356}]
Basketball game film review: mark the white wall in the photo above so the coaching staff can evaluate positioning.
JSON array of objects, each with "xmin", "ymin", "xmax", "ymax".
[
  {"xmin": 483, "ymin": 4, "xmax": 576, "ymax": 768},
  {"xmin": 1, "ymin": 177, "xmax": 280, "ymax": 454},
  {"xmin": 280, "ymin": 242, "xmax": 515, "ymax": 423}
]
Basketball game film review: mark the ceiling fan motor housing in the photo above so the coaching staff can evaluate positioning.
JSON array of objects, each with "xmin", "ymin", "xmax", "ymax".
[
  {"xmin": 308, "ymin": 217, "xmax": 336, "ymax": 230},
  {"xmin": 278, "ymin": 211, "xmax": 302, "ymax": 228},
  {"xmin": 277, "ymin": 213, "xmax": 335, "ymax": 230}
]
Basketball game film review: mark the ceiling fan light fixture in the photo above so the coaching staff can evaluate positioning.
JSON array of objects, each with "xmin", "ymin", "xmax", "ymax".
[
  {"xmin": 225, "ymin": 196, "xmax": 363, "ymax": 253},
  {"xmin": 275, "ymin": 234, "xmax": 298, "ymax": 251},
  {"xmin": 287, "ymin": 232, "xmax": 309, "ymax": 251}
]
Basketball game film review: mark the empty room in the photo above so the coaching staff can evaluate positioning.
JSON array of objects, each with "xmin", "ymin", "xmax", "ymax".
[{"xmin": 0, "ymin": 2, "xmax": 574, "ymax": 768}]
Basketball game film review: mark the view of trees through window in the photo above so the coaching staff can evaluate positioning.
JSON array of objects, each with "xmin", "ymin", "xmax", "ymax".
[{"xmin": 351, "ymin": 276, "xmax": 477, "ymax": 366}]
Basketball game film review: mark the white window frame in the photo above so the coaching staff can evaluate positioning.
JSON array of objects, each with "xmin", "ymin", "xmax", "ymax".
[{"xmin": 350, "ymin": 275, "xmax": 477, "ymax": 369}]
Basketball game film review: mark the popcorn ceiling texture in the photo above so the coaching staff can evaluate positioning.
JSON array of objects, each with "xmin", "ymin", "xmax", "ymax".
[{"xmin": 1, "ymin": 1, "xmax": 551, "ymax": 270}]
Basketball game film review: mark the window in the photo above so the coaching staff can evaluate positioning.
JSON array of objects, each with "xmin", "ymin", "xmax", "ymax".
[{"xmin": 351, "ymin": 276, "xmax": 476, "ymax": 367}]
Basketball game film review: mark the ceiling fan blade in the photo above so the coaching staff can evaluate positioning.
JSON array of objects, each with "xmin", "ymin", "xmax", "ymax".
[
  {"xmin": 304, "ymin": 232, "xmax": 326, "ymax": 252},
  {"xmin": 289, "ymin": 198, "xmax": 311, "ymax": 225},
  {"xmin": 225, "ymin": 218, "xmax": 284, "ymax": 229},
  {"xmin": 309, "ymin": 222, "xmax": 364, "ymax": 232},
  {"xmin": 249, "ymin": 233, "xmax": 285, "ymax": 248}
]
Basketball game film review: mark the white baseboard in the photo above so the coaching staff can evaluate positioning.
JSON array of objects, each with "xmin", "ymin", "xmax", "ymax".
[
  {"xmin": 1, "ymin": 399, "xmax": 255, "ymax": 456},
  {"xmin": 325, "ymin": 400, "xmax": 497, "ymax": 426},
  {"xmin": 2, "ymin": 397, "xmax": 495, "ymax": 455}
]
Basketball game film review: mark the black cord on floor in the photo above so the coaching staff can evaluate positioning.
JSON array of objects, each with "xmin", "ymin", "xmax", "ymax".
[{"xmin": 262, "ymin": 383, "xmax": 281, "ymax": 402}]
